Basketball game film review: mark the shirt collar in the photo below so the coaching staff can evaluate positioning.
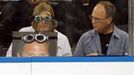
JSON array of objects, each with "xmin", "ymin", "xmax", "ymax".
[
  {"xmin": 91, "ymin": 25, "xmax": 120, "ymax": 39},
  {"xmin": 112, "ymin": 25, "xmax": 120, "ymax": 39}
]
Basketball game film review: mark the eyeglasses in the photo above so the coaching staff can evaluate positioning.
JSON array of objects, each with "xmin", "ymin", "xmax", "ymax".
[
  {"xmin": 22, "ymin": 34, "xmax": 48, "ymax": 43},
  {"xmin": 34, "ymin": 15, "xmax": 52, "ymax": 24},
  {"xmin": 89, "ymin": 15, "xmax": 108, "ymax": 22}
]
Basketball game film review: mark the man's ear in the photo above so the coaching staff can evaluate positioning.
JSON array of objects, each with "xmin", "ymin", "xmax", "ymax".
[
  {"xmin": 52, "ymin": 19, "xmax": 57, "ymax": 28},
  {"xmin": 32, "ymin": 21, "xmax": 38, "ymax": 30},
  {"xmin": 107, "ymin": 17, "xmax": 113, "ymax": 24}
]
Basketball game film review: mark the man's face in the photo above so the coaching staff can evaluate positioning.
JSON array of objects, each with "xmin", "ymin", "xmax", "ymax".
[
  {"xmin": 35, "ymin": 12, "xmax": 53, "ymax": 32},
  {"xmin": 91, "ymin": 4, "xmax": 112, "ymax": 33},
  {"xmin": 20, "ymin": 41, "xmax": 49, "ymax": 57}
]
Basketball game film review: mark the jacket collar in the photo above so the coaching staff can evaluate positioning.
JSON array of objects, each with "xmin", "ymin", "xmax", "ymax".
[{"xmin": 91, "ymin": 25, "xmax": 120, "ymax": 39}]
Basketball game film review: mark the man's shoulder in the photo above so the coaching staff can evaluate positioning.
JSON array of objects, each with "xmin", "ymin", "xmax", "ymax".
[
  {"xmin": 54, "ymin": 30, "xmax": 68, "ymax": 41},
  {"xmin": 116, "ymin": 27, "xmax": 128, "ymax": 39},
  {"xmin": 81, "ymin": 29, "xmax": 94, "ymax": 39}
]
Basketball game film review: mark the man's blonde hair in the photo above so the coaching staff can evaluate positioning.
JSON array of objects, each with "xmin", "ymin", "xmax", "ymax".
[
  {"xmin": 33, "ymin": 2, "xmax": 55, "ymax": 17},
  {"xmin": 32, "ymin": 2, "xmax": 56, "ymax": 30}
]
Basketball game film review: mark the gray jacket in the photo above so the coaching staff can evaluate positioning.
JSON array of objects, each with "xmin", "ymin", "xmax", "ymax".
[{"xmin": 74, "ymin": 26, "xmax": 129, "ymax": 56}]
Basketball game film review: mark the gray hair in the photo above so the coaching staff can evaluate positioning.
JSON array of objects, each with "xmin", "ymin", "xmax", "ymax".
[{"xmin": 97, "ymin": 1, "xmax": 116, "ymax": 19}]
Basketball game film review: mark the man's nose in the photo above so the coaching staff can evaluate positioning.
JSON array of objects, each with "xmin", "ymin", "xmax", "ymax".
[
  {"xmin": 40, "ymin": 20, "xmax": 47, "ymax": 26},
  {"xmin": 92, "ymin": 18, "xmax": 96, "ymax": 24},
  {"xmin": 41, "ymin": 20, "xmax": 45, "ymax": 24}
]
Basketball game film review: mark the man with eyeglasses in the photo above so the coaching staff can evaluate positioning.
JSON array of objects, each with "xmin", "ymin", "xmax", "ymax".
[{"xmin": 74, "ymin": 1, "xmax": 128, "ymax": 56}]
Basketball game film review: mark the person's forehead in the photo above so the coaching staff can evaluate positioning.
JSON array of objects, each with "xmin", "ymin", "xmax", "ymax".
[
  {"xmin": 23, "ymin": 42, "xmax": 48, "ymax": 50},
  {"xmin": 23, "ymin": 48, "xmax": 48, "ymax": 53},
  {"xmin": 38, "ymin": 12, "xmax": 51, "ymax": 17},
  {"xmin": 92, "ymin": 4, "xmax": 106, "ymax": 18},
  {"xmin": 22, "ymin": 48, "xmax": 48, "ymax": 56}
]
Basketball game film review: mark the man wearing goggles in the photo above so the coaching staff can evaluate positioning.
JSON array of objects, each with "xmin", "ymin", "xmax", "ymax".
[
  {"xmin": 7, "ymin": 3, "xmax": 72, "ymax": 57},
  {"xmin": 31, "ymin": 11, "xmax": 56, "ymax": 32}
]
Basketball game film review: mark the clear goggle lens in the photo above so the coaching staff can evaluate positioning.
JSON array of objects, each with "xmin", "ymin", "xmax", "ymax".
[
  {"xmin": 23, "ymin": 34, "xmax": 48, "ymax": 43},
  {"xmin": 34, "ymin": 15, "xmax": 52, "ymax": 24}
]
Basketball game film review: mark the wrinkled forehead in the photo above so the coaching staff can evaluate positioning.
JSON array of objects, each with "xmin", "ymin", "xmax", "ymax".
[
  {"xmin": 23, "ymin": 41, "xmax": 48, "ymax": 51},
  {"xmin": 38, "ymin": 12, "xmax": 52, "ymax": 17},
  {"xmin": 92, "ymin": 4, "xmax": 106, "ymax": 18}
]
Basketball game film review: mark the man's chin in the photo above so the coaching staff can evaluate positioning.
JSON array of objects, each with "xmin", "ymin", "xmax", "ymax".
[
  {"xmin": 37, "ymin": 29, "xmax": 49, "ymax": 32},
  {"xmin": 94, "ymin": 28, "xmax": 103, "ymax": 33},
  {"xmin": 94, "ymin": 28, "xmax": 99, "ymax": 31}
]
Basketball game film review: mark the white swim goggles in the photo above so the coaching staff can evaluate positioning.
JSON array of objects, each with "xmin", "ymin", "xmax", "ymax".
[{"xmin": 22, "ymin": 33, "xmax": 48, "ymax": 43}]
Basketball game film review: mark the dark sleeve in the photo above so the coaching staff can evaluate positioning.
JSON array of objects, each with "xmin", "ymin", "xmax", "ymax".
[
  {"xmin": 0, "ymin": 2, "xmax": 17, "ymax": 27},
  {"xmin": 73, "ymin": 35, "xmax": 85, "ymax": 56},
  {"xmin": 0, "ymin": 2, "xmax": 17, "ymax": 47}
]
